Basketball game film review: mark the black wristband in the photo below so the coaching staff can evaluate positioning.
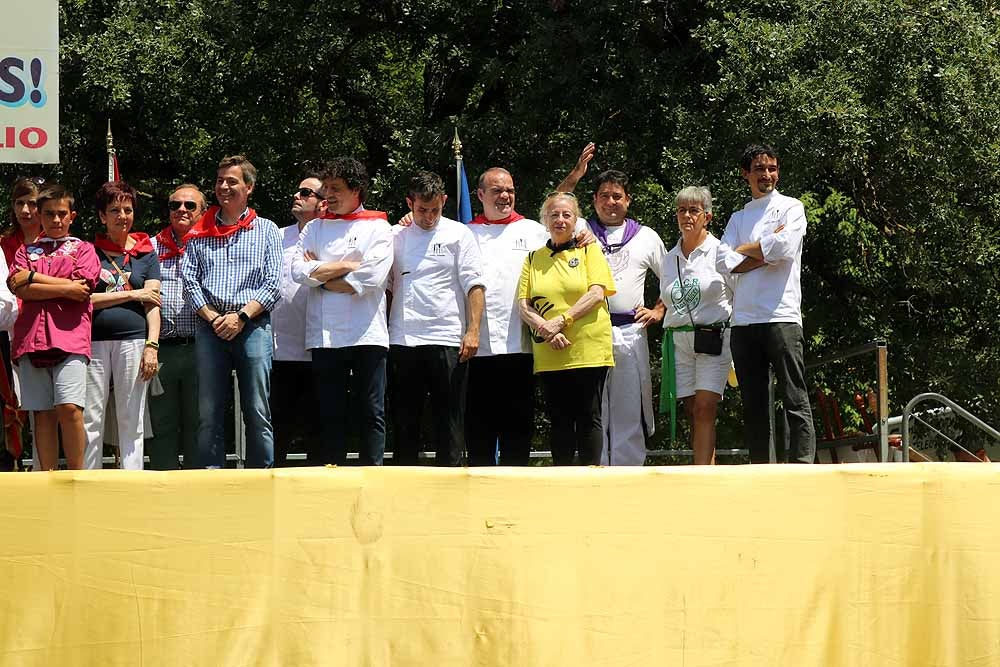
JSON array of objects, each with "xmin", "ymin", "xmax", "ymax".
[
  {"xmin": 209, "ymin": 313, "xmax": 222, "ymax": 325},
  {"xmin": 27, "ymin": 271, "xmax": 35, "ymax": 285},
  {"xmin": 238, "ymin": 311, "xmax": 250, "ymax": 324}
]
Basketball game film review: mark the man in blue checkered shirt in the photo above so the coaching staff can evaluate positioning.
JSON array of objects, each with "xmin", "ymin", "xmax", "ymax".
[{"xmin": 180, "ymin": 155, "xmax": 282, "ymax": 468}]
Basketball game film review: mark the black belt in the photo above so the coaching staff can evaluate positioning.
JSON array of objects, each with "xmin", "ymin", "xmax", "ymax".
[{"xmin": 160, "ymin": 336, "xmax": 195, "ymax": 346}]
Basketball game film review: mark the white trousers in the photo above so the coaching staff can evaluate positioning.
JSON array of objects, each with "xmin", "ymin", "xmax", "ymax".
[
  {"xmin": 83, "ymin": 339, "xmax": 147, "ymax": 470},
  {"xmin": 599, "ymin": 323, "xmax": 655, "ymax": 466}
]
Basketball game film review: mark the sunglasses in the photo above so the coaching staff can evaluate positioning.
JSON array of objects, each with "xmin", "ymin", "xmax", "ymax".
[
  {"xmin": 294, "ymin": 187, "xmax": 323, "ymax": 199},
  {"xmin": 168, "ymin": 200, "xmax": 199, "ymax": 212}
]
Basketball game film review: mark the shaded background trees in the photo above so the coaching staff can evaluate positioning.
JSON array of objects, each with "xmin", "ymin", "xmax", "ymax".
[{"xmin": 3, "ymin": 0, "xmax": 999, "ymax": 446}]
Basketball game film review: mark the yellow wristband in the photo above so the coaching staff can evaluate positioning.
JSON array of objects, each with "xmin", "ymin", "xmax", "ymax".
[
  {"xmin": 562, "ymin": 313, "xmax": 574, "ymax": 328},
  {"xmin": 144, "ymin": 339, "xmax": 160, "ymax": 349}
]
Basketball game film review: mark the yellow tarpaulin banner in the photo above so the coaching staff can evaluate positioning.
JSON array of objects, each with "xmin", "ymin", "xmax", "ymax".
[
  {"xmin": 1, "ymin": 464, "xmax": 998, "ymax": 666},
  {"xmin": 0, "ymin": 0, "xmax": 59, "ymax": 163}
]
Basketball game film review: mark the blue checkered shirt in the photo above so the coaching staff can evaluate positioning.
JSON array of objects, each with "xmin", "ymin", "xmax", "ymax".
[
  {"xmin": 151, "ymin": 228, "xmax": 197, "ymax": 338},
  {"xmin": 180, "ymin": 209, "xmax": 282, "ymax": 314}
]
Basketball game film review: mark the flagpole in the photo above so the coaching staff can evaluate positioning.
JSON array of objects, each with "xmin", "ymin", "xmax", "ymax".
[
  {"xmin": 106, "ymin": 120, "xmax": 116, "ymax": 182},
  {"xmin": 452, "ymin": 128, "xmax": 463, "ymax": 221}
]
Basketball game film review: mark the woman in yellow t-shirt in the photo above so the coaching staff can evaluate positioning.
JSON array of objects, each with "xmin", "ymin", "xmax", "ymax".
[{"xmin": 517, "ymin": 192, "xmax": 615, "ymax": 465}]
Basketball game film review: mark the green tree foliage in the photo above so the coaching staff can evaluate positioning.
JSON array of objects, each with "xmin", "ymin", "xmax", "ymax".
[{"xmin": 2, "ymin": 0, "xmax": 999, "ymax": 444}]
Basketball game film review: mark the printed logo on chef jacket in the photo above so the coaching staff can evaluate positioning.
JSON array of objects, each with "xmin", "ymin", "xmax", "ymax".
[
  {"xmin": 430, "ymin": 242, "xmax": 447, "ymax": 256},
  {"xmin": 512, "ymin": 237, "xmax": 528, "ymax": 251},
  {"xmin": 347, "ymin": 235, "xmax": 358, "ymax": 249},
  {"xmin": 670, "ymin": 277, "xmax": 700, "ymax": 315}
]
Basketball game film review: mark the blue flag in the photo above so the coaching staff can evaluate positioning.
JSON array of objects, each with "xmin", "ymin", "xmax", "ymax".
[{"xmin": 457, "ymin": 160, "xmax": 473, "ymax": 223}]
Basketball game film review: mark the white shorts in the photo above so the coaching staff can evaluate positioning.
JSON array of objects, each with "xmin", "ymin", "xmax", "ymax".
[
  {"xmin": 16, "ymin": 354, "xmax": 88, "ymax": 410},
  {"xmin": 671, "ymin": 329, "xmax": 733, "ymax": 399}
]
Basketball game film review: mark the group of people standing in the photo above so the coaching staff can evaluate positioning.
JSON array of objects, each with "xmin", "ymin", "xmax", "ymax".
[{"xmin": 1, "ymin": 141, "xmax": 816, "ymax": 471}]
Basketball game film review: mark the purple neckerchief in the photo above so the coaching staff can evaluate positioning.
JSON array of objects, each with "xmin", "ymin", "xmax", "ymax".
[{"xmin": 587, "ymin": 217, "xmax": 641, "ymax": 254}]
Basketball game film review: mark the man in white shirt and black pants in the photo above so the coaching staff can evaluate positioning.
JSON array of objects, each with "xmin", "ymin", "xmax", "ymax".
[
  {"xmin": 716, "ymin": 144, "xmax": 815, "ymax": 463},
  {"xmin": 271, "ymin": 173, "xmax": 325, "ymax": 465},
  {"xmin": 291, "ymin": 158, "xmax": 394, "ymax": 465},
  {"xmin": 389, "ymin": 171, "xmax": 485, "ymax": 466}
]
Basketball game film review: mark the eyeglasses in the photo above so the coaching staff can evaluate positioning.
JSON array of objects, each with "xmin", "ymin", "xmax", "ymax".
[
  {"xmin": 293, "ymin": 187, "xmax": 323, "ymax": 199},
  {"xmin": 676, "ymin": 207, "xmax": 705, "ymax": 217},
  {"xmin": 169, "ymin": 200, "xmax": 199, "ymax": 212}
]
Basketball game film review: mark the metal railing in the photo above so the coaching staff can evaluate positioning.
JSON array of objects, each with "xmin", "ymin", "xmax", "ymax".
[{"xmin": 900, "ymin": 392, "xmax": 1000, "ymax": 462}]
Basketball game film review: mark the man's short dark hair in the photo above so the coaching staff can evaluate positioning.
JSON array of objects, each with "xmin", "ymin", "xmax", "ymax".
[
  {"xmin": 37, "ymin": 184, "xmax": 75, "ymax": 212},
  {"xmin": 407, "ymin": 171, "xmax": 446, "ymax": 201},
  {"xmin": 740, "ymin": 144, "xmax": 779, "ymax": 171},
  {"xmin": 592, "ymin": 169, "xmax": 630, "ymax": 197},
  {"xmin": 218, "ymin": 155, "xmax": 257, "ymax": 187},
  {"xmin": 320, "ymin": 158, "xmax": 369, "ymax": 203}
]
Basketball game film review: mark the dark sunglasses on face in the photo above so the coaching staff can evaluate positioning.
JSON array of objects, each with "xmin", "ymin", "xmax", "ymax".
[
  {"xmin": 168, "ymin": 200, "xmax": 199, "ymax": 212},
  {"xmin": 294, "ymin": 187, "xmax": 323, "ymax": 199}
]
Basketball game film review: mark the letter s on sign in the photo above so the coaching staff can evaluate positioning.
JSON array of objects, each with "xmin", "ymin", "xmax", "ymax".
[{"xmin": 0, "ymin": 58, "xmax": 26, "ymax": 106}]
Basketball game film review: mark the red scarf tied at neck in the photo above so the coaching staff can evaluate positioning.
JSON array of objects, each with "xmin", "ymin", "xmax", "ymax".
[
  {"xmin": 320, "ymin": 209, "xmax": 389, "ymax": 222},
  {"xmin": 186, "ymin": 206, "xmax": 257, "ymax": 239},
  {"xmin": 94, "ymin": 232, "xmax": 154, "ymax": 265},
  {"xmin": 469, "ymin": 211, "xmax": 525, "ymax": 225},
  {"xmin": 155, "ymin": 226, "xmax": 188, "ymax": 261}
]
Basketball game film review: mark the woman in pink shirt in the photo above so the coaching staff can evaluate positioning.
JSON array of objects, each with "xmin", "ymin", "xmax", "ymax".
[{"xmin": 8, "ymin": 185, "xmax": 100, "ymax": 470}]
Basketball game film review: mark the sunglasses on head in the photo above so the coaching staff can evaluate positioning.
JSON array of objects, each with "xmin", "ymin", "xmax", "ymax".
[
  {"xmin": 168, "ymin": 200, "xmax": 199, "ymax": 212},
  {"xmin": 294, "ymin": 187, "xmax": 323, "ymax": 199}
]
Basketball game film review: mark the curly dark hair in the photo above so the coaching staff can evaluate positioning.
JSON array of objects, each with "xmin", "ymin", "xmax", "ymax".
[
  {"xmin": 320, "ymin": 157, "xmax": 369, "ymax": 203},
  {"xmin": 740, "ymin": 144, "xmax": 779, "ymax": 171}
]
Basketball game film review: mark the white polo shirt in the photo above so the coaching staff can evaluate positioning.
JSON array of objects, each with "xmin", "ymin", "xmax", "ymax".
[
  {"xmin": 388, "ymin": 216, "xmax": 486, "ymax": 347},
  {"xmin": 290, "ymin": 210, "xmax": 393, "ymax": 349},
  {"xmin": 596, "ymin": 224, "xmax": 667, "ymax": 317},
  {"xmin": 716, "ymin": 190, "xmax": 807, "ymax": 326},
  {"xmin": 469, "ymin": 218, "xmax": 549, "ymax": 356},
  {"xmin": 661, "ymin": 233, "xmax": 734, "ymax": 328},
  {"xmin": 272, "ymin": 223, "xmax": 310, "ymax": 362}
]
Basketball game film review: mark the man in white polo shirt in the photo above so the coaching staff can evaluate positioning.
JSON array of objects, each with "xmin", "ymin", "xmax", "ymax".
[
  {"xmin": 715, "ymin": 143, "xmax": 815, "ymax": 464},
  {"xmin": 271, "ymin": 173, "xmax": 325, "ymax": 466},
  {"xmin": 557, "ymin": 153, "xmax": 667, "ymax": 466},
  {"xmin": 291, "ymin": 158, "xmax": 394, "ymax": 465},
  {"xmin": 389, "ymin": 171, "xmax": 485, "ymax": 466}
]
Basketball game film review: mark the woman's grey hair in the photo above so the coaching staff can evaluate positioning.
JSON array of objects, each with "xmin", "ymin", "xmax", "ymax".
[
  {"xmin": 538, "ymin": 191, "xmax": 582, "ymax": 230},
  {"xmin": 674, "ymin": 186, "xmax": 713, "ymax": 213}
]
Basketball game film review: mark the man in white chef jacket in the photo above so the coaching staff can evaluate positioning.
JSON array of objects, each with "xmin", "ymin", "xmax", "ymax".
[
  {"xmin": 715, "ymin": 143, "xmax": 815, "ymax": 464},
  {"xmin": 388, "ymin": 171, "xmax": 485, "ymax": 466}
]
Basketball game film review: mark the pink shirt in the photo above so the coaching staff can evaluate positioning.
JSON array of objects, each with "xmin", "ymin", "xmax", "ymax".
[{"xmin": 11, "ymin": 237, "xmax": 101, "ymax": 361}]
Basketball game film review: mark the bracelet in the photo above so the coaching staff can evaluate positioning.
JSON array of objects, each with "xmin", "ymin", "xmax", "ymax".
[
  {"xmin": 562, "ymin": 313, "xmax": 574, "ymax": 328},
  {"xmin": 209, "ymin": 313, "xmax": 222, "ymax": 325},
  {"xmin": 27, "ymin": 271, "xmax": 35, "ymax": 285},
  {"xmin": 144, "ymin": 339, "xmax": 160, "ymax": 349}
]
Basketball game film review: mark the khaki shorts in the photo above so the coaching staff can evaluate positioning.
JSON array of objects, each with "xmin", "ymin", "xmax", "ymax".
[{"xmin": 16, "ymin": 354, "xmax": 88, "ymax": 410}]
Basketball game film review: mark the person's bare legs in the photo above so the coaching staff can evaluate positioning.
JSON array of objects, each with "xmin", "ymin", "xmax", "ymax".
[
  {"xmin": 33, "ymin": 410, "xmax": 60, "ymax": 470},
  {"xmin": 684, "ymin": 390, "xmax": 721, "ymax": 465},
  {"xmin": 56, "ymin": 403, "xmax": 86, "ymax": 469}
]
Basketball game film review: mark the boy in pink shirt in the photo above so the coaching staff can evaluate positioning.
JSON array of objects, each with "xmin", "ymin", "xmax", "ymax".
[{"xmin": 8, "ymin": 185, "xmax": 100, "ymax": 470}]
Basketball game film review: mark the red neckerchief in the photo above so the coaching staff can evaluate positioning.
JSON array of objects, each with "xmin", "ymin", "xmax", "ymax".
[
  {"xmin": 155, "ymin": 226, "xmax": 188, "ymax": 261},
  {"xmin": 469, "ymin": 211, "xmax": 525, "ymax": 225},
  {"xmin": 94, "ymin": 232, "xmax": 154, "ymax": 266},
  {"xmin": 320, "ymin": 210, "xmax": 388, "ymax": 221},
  {"xmin": 186, "ymin": 206, "xmax": 257, "ymax": 239}
]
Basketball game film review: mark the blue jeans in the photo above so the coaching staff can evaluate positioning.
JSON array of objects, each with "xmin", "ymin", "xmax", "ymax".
[
  {"xmin": 311, "ymin": 346, "xmax": 387, "ymax": 465},
  {"xmin": 195, "ymin": 316, "xmax": 274, "ymax": 468}
]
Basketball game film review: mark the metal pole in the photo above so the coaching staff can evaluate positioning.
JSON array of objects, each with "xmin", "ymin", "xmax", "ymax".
[
  {"xmin": 901, "ymin": 392, "xmax": 1000, "ymax": 462},
  {"xmin": 106, "ymin": 120, "xmax": 116, "ymax": 182},
  {"xmin": 452, "ymin": 128, "xmax": 463, "ymax": 221},
  {"xmin": 875, "ymin": 342, "xmax": 889, "ymax": 461}
]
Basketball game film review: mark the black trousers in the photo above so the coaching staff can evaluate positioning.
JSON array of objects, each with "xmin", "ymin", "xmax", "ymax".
[
  {"xmin": 540, "ymin": 366, "xmax": 608, "ymax": 465},
  {"xmin": 465, "ymin": 354, "xmax": 535, "ymax": 466},
  {"xmin": 730, "ymin": 323, "xmax": 816, "ymax": 464},
  {"xmin": 390, "ymin": 345, "xmax": 468, "ymax": 466},
  {"xmin": 311, "ymin": 346, "xmax": 387, "ymax": 466},
  {"xmin": 271, "ymin": 360, "xmax": 321, "ymax": 466}
]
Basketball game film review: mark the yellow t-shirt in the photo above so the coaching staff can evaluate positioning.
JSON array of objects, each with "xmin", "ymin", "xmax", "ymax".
[{"xmin": 517, "ymin": 242, "xmax": 616, "ymax": 373}]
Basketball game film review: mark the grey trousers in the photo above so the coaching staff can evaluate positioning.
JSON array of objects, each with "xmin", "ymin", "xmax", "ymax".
[{"xmin": 730, "ymin": 323, "xmax": 816, "ymax": 464}]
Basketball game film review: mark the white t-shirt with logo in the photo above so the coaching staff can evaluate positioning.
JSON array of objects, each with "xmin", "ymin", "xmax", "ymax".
[
  {"xmin": 661, "ymin": 233, "xmax": 734, "ymax": 328},
  {"xmin": 596, "ymin": 224, "xmax": 667, "ymax": 316}
]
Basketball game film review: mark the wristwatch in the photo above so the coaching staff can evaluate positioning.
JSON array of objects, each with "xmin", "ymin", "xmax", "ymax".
[
  {"xmin": 238, "ymin": 311, "xmax": 251, "ymax": 324},
  {"xmin": 562, "ymin": 313, "xmax": 575, "ymax": 329}
]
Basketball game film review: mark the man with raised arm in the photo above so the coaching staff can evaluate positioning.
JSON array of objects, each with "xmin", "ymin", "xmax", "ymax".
[
  {"xmin": 290, "ymin": 158, "xmax": 393, "ymax": 465},
  {"xmin": 558, "ymin": 149, "xmax": 667, "ymax": 465},
  {"xmin": 180, "ymin": 155, "xmax": 282, "ymax": 469},
  {"xmin": 715, "ymin": 143, "xmax": 815, "ymax": 464}
]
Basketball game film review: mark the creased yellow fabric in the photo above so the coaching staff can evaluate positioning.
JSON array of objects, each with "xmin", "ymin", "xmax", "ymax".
[{"xmin": 1, "ymin": 464, "xmax": 998, "ymax": 666}]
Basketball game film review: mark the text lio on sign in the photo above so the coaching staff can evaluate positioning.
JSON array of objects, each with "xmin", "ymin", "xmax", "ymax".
[{"xmin": 0, "ymin": 127, "xmax": 48, "ymax": 150}]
